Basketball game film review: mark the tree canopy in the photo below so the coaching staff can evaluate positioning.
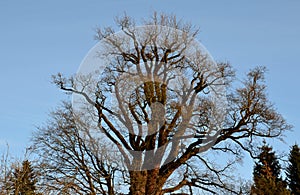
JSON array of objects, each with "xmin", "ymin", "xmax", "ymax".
[
  {"xmin": 31, "ymin": 12, "xmax": 291, "ymax": 194},
  {"xmin": 286, "ymin": 144, "xmax": 300, "ymax": 195},
  {"xmin": 251, "ymin": 143, "xmax": 289, "ymax": 195},
  {"xmin": 3, "ymin": 160, "xmax": 40, "ymax": 195}
]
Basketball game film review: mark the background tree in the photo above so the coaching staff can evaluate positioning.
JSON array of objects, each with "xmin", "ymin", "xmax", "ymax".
[
  {"xmin": 0, "ymin": 146, "xmax": 13, "ymax": 194},
  {"xmin": 8, "ymin": 160, "xmax": 39, "ymax": 195},
  {"xmin": 286, "ymin": 144, "xmax": 300, "ymax": 195},
  {"xmin": 33, "ymin": 12, "xmax": 291, "ymax": 194},
  {"xmin": 251, "ymin": 143, "xmax": 289, "ymax": 195},
  {"xmin": 31, "ymin": 102, "xmax": 118, "ymax": 194}
]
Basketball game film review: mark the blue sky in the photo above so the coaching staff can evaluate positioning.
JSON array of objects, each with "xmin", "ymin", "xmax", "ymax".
[{"xmin": 0, "ymin": 0, "xmax": 299, "ymax": 179}]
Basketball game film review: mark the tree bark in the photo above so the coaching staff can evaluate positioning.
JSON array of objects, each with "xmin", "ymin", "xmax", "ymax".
[
  {"xmin": 129, "ymin": 169, "xmax": 166, "ymax": 195},
  {"xmin": 129, "ymin": 171, "xmax": 147, "ymax": 195}
]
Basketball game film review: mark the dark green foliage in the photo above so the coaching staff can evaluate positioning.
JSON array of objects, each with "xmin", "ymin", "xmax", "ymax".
[
  {"xmin": 286, "ymin": 144, "xmax": 300, "ymax": 195},
  {"xmin": 9, "ymin": 160, "xmax": 38, "ymax": 195},
  {"xmin": 251, "ymin": 143, "xmax": 290, "ymax": 195}
]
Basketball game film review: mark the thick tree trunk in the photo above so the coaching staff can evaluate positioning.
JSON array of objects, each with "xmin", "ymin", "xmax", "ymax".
[
  {"xmin": 145, "ymin": 168, "xmax": 160, "ymax": 195},
  {"xmin": 129, "ymin": 169, "xmax": 166, "ymax": 195},
  {"xmin": 129, "ymin": 170, "xmax": 147, "ymax": 195}
]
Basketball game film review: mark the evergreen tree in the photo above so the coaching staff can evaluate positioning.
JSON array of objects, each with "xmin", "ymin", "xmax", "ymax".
[
  {"xmin": 9, "ymin": 160, "xmax": 38, "ymax": 195},
  {"xmin": 286, "ymin": 144, "xmax": 300, "ymax": 195},
  {"xmin": 251, "ymin": 143, "xmax": 290, "ymax": 195}
]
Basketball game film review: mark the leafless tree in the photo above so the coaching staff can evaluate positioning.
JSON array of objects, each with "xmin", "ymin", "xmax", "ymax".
[
  {"xmin": 0, "ymin": 145, "xmax": 13, "ymax": 194},
  {"xmin": 33, "ymin": 12, "xmax": 291, "ymax": 194},
  {"xmin": 31, "ymin": 102, "xmax": 120, "ymax": 194}
]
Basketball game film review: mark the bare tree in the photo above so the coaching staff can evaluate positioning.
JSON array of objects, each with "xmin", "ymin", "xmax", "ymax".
[
  {"xmin": 31, "ymin": 102, "xmax": 120, "ymax": 194},
  {"xmin": 34, "ymin": 13, "xmax": 290, "ymax": 194},
  {"xmin": 0, "ymin": 145, "xmax": 13, "ymax": 194}
]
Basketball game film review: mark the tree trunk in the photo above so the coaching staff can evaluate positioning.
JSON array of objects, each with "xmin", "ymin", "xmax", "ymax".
[
  {"xmin": 129, "ymin": 169, "xmax": 165, "ymax": 195},
  {"xmin": 129, "ymin": 170, "xmax": 147, "ymax": 195}
]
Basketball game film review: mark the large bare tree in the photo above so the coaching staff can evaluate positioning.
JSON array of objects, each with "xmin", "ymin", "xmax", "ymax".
[{"xmin": 32, "ymin": 13, "xmax": 291, "ymax": 194}]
